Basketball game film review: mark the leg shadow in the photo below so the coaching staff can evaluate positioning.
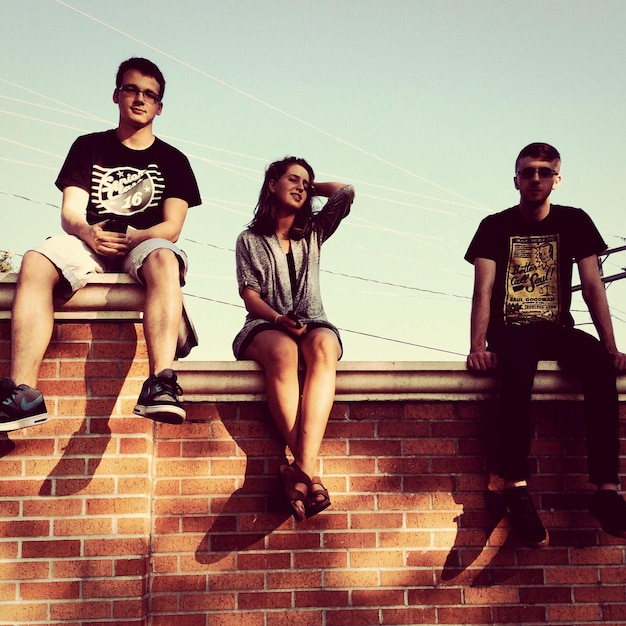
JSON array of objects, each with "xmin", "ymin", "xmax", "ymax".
[
  {"xmin": 440, "ymin": 484, "xmax": 508, "ymax": 582},
  {"xmin": 39, "ymin": 324, "xmax": 136, "ymax": 496},
  {"xmin": 0, "ymin": 432, "xmax": 15, "ymax": 457},
  {"xmin": 195, "ymin": 403, "xmax": 292, "ymax": 565},
  {"xmin": 441, "ymin": 400, "xmax": 513, "ymax": 583}
]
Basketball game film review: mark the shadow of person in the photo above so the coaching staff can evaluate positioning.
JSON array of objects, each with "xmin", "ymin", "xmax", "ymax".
[
  {"xmin": 39, "ymin": 323, "xmax": 136, "ymax": 496},
  {"xmin": 441, "ymin": 401, "xmax": 511, "ymax": 582},
  {"xmin": 195, "ymin": 403, "xmax": 293, "ymax": 566},
  {"xmin": 440, "ymin": 484, "xmax": 508, "ymax": 582},
  {"xmin": 0, "ymin": 432, "xmax": 16, "ymax": 457}
]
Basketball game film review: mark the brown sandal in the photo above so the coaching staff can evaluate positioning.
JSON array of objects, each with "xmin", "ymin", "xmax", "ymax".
[
  {"xmin": 279, "ymin": 463, "xmax": 310, "ymax": 522},
  {"xmin": 306, "ymin": 476, "xmax": 331, "ymax": 518}
]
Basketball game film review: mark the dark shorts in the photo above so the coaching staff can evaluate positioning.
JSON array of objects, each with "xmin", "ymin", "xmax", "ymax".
[{"xmin": 238, "ymin": 321, "xmax": 343, "ymax": 360}]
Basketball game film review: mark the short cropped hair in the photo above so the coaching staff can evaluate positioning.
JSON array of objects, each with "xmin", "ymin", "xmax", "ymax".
[
  {"xmin": 515, "ymin": 142, "xmax": 560, "ymax": 170},
  {"xmin": 115, "ymin": 57, "xmax": 166, "ymax": 100}
]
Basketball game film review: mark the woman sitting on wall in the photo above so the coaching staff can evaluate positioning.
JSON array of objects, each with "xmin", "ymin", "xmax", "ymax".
[{"xmin": 233, "ymin": 156, "xmax": 354, "ymax": 521}]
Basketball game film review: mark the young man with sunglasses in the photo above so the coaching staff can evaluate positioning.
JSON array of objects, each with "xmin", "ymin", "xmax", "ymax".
[
  {"xmin": 0, "ymin": 57, "xmax": 201, "ymax": 431},
  {"xmin": 465, "ymin": 142, "xmax": 626, "ymax": 548}
]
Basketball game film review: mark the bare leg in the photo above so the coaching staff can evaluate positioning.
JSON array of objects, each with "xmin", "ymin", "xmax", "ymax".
[
  {"xmin": 140, "ymin": 248, "xmax": 182, "ymax": 375},
  {"xmin": 297, "ymin": 328, "xmax": 340, "ymax": 477},
  {"xmin": 244, "ymin": 331, "xmax": 306, "ymax": 517},
  {"xmin": 243, "ymin": 330, "xmax": 300, "ymax": 453},
  {"xmin": 11, "ymin": 251, "xmax": 60, "ymax": 387}
]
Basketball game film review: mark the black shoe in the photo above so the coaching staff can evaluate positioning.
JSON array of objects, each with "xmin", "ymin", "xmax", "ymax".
[
  {"xmin": 133, "ymin": 369, "xmax": 186, "ymax": 424},
  {"xmin": 0, "ymin": 377, "xmax": 48, "ymax": 432},
  {"xmin": 589, "ymin": 490, "xmax": 626, "ymax": 538},
  {"xmin": 503, "ymin": 486, "xmax": 549, "ymax": 548}
]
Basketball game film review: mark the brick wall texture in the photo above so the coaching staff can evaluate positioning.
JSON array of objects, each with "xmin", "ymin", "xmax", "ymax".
[{"xmin": 1, "ymin": 320, "xmax": 626, "ymax": 626}]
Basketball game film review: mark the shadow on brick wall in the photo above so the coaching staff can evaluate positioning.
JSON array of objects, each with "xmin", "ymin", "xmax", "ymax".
[
  {"xmin": 39, "ymin": 324, "xmax": 138, "ymax": 497},
  {"xmin": 194, "ymin": 403, "xmax": 293, "ymax": 565},
  {"xmin": 0, "ymin": 432, "xmax": 15, "ymax": 457}
]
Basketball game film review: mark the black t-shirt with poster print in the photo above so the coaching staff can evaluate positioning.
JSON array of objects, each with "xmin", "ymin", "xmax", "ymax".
[{"xmin": 464, "ymin": 204, "xmax": 607, "ymax": 341}]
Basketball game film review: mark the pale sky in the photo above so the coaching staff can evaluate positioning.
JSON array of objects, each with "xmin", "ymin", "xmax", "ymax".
[{"xmin": 1, "ymin": 0, "xmax": 624, "ymax": 362}]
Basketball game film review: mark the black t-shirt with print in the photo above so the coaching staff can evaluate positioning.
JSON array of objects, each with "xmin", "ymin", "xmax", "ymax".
[
  {"xmin": 55, "ymin": 129, "xmax": 201, "ymax": 229},
  {"xmin": 464, "ymin": 204, "xmax": 607, "ymax": 340}
]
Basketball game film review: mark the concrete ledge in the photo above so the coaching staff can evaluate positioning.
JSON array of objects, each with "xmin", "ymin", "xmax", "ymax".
[
  {"xmin": 175, "ymin": 360, "xmax": 626, "ymax": 402},
  {"xmin": 0, "ymin": 272, "xmax": 198, "ymax": 359},
  {"xmin": 1, "ymin": 272, "xmax": 623, "ymax": 402}
]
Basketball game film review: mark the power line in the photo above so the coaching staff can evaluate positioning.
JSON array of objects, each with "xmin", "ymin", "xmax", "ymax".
[
  {"xmin": 182, "ymin": 292, "xmax": 465, "ymax": 356},
  {"xmin": 2, "ymin": 190, "xmax": 623, "ymax": 306},
  {"xmin": 54, "ymin": 0, "xmax": 488, "ymax": 211},
  {"xmin": 0, "ymin": 191, "xmax": 469, "ymax": 297}
]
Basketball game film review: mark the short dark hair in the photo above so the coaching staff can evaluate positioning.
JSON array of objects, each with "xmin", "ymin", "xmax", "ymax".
[
  {"xmin": 248, "ymin": 157, "xmax": 316, "ymax": 240},
  {"xmin": 115, "ymin": 57, "xmax": 166, "ymax": 100},
  {"xmin": 515, "ymin": 142, "xmax": 560, "ymax": 171}
]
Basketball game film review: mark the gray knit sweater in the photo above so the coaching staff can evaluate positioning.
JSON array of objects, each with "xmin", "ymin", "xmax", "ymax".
[{"xmin": 232, "ymin": 185, "xmax": 355, "ymax": 358}]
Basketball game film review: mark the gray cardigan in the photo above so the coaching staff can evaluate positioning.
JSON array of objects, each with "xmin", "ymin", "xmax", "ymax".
[{"xmin": 233, "ymin": 185, "xmax": 355, "ymax": 358}]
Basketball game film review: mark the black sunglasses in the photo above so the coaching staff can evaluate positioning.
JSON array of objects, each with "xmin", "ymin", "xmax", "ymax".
[{"xmin": 516, "ymin": 167, "xmax": 559, "ymax": 179}]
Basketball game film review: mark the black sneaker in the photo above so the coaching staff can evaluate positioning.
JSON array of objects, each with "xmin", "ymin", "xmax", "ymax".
[
  {"xmin": 0, "ymin": 377, "xmax": 48, "ymax": 432},
  {"xmin": 589, "ymin": 490, "xmax": 626, "ymax": 538},
  {"xmin": 503, "ymin": 486, "xmax": 549, "ymax": 548},
  {"xmin": 133, "ymin": 369, "xmax": 186, "ymax": 424}
]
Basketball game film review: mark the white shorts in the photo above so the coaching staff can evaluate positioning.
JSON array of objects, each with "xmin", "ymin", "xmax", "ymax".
[{"xmin": 32, "ymin": 234, "xmax": 188, "ymax": 296}]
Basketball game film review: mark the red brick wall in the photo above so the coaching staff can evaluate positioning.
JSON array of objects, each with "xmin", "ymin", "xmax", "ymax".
[{"xmin": 1, "ymin": 320, "xmax": 625, "ymax": 626}]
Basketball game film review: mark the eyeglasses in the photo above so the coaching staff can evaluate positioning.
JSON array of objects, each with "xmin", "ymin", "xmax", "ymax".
[
  {"xmin": 117, "ymin": 84, "xmax": 161, "ymax": 104},
  {"xmin": 516, "ymin": 167, "xmax": 559, "ymax": 179}
]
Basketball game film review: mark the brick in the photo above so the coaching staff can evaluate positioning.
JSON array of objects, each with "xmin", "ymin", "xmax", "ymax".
[
  {"xmin": 50, "ymin": 600, "xmax": 113, "ymax": 620},
  {"xmin": 118, "ymin": 517, "xmax": 150, "ymax": 535},
  {"xmin": 604, "ymin": 603, "xmax": 626, "ymax": 622},
  {"xmin": 323, "ymin": 531, "xmax": 377, "ymax": 549},
  {"xmin": 349, "ymin": 439, "xmax": 402, "ymax": 456},
  {"xmin": 547, "ymin": 604, "xmax": 601, "ymax": 623},
  {"xmin": 234, "ymin": 553, "xmax": 289, "ymax": 571},
  {"xmin": 327, "ymin": 609, "xmax": 384, "ymax": 626},
  {"xmin": 492, "ymin": 605, "xmax": 547, "ymax": 623},
  {"xmin": 437, "ymin": 606, "xmax": 494, "ymax": 624},
  {"xmin": 266, "ymin": 531, "xmax": 323, "ymax": 551},
  {"xmin": 210, "ymin": 571, "xmax": 266, "ymax": 590},
  {"xmin": 239, "ymin": 591, "xmax": 292, "ymax": 610},
  {"xmin": 21, "ymin": 580, "xmax": 81, "ymax": 600},
  {"xmin": 86, "ymin": 496, "xmax": 149, "ymax": 515},
  {"xmin": 84, "ymin": 537, "xmax": 146, "ymax": 556},
  {"xmin": 253, "ymin": 612, "xmax": 318, "ymax": 626},
  {"xmin": 350, "ymin": 402, "xmax": 404, "ymax": 420},
  {"xmin": 0, "ymin": 582, "xmax": 17, "ymax": 601},
  {"xmin": 22, "ymin": 539, "xmax": 81, "ymax": 558},
  {"xmin": 53, "ymin": 559, "xmax": 114, "ymax": 579},
  {"xmin": 1, "ymin": 602, "xmax": 49, "ymax": 622},
  {"xmin": 0, "ymin": 520, "xmax": 51, "ymax": 538},
  {"xmin": 351, "ymin": 588, "xmax": 405, "ymax": 606},
  {"xmin": 0, "ymin": 561, "xmax": 50, "ymax": 580},
  {"xmin": 349, "ymin": 550, "xmax": 404, "ymax": 568},
  {"xmin": 381, "ymin": 607, "xmax": 439, "ymax": 625}
]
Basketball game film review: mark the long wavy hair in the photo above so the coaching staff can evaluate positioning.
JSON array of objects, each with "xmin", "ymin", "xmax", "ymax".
[{"xmin": 248, "ymin": 157, "xmax": 315, "ymax": 240}]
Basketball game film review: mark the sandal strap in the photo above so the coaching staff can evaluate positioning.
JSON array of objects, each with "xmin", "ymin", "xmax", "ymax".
[
  {"xmin": 310, "ymin": 476, "xmax": 329, "ymax": 497},
  {"xmin": 281, "ymin": 463, "xmax": 311, "ymax": 500},
  {"xmin": 306, "ymin": 475, "xmax": 331, "ymax": 518}
]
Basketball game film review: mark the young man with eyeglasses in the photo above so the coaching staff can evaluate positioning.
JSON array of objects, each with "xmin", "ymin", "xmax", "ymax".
[
  {"xmin": 465, "ymin": 142, "xmax": 626, "ymax": 548},
  {"xmin": 0, "ymin": 57, "xmax": 201, "ymax": 430}
]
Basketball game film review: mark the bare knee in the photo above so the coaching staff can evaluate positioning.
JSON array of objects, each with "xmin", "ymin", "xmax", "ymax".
[
  {"xmin": 17, "ymin": 251, "xmax": 59, "ymax": 289},
  {"xmin": 302, "ymin": 330, "xmax": 340, "ymax": 369},
  {"xmin": 141, "ymin": 248, "xmax": 180, "ymax": 284},
  {"xmin": 247, "ymin": 334, "xmax": 299, "ymax": 376}
]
